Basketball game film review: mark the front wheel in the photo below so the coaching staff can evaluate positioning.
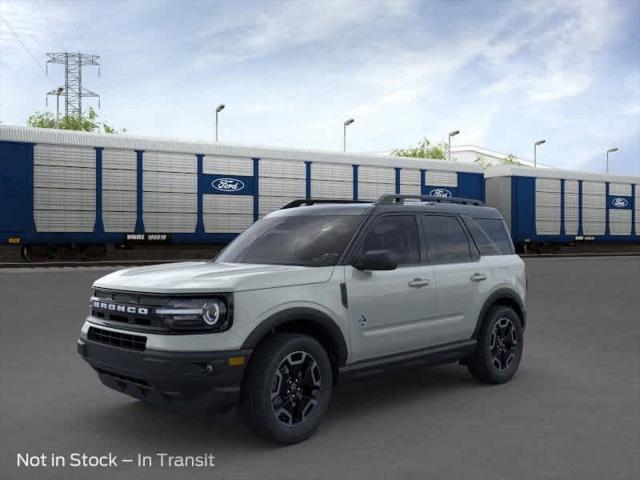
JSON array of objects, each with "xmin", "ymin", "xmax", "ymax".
[
  {"xmin": 467, "ymin": 306, "xmax": 523, "ymax": 384},
  {"xmin": 241, "ymin": 333, "xmax": 332, "ymax": 444}
]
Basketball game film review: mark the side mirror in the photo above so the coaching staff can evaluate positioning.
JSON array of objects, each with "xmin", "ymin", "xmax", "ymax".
[{"xmin": 353, "ymin": 249, "xmax": 398, "ymax": 271}]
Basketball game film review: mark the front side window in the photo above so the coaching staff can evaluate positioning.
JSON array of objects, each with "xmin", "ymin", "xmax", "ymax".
[
  {"xmin": 216, "ymin": 214, "xmax": 363, "ymax": 266},
  {"xmin": 360, "ymin": 215, "xmax": 420, "ymax": 265},
  {"xmin": 422, "ymin": 215, "xmax": 472, "ymax": 264}
]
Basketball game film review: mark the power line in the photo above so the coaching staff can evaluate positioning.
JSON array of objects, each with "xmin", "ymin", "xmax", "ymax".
[
  {"xmin": 32, "ymin": 0, "xmax": 67, "ymax": 52},
  {"xmin": 0, "ymin": 13, "xmax": 47, "ymax": 75}
]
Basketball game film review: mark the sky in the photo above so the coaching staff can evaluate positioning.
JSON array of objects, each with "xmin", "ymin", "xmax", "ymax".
[{"xmin": 0, "ymin": 0, "xmax": 639, "ymax": 175}]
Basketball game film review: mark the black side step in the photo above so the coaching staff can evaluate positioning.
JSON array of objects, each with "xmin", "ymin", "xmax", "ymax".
[{"xmin": 338, "ymin": 339, "xmax": 476, "ymax": 382}]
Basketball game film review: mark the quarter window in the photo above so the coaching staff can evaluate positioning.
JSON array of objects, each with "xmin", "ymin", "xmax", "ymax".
[
  {"xmin": 463, "ymin": 217, "xmax": 500, "ymax": 256},
  {"xmin": 360, "ymin": 215, "xmax": 420, "ymax": 266},
  {"xmin": 422, "ymin": 215, "xmax": 472, "ymax": 264},
  {"xmin": 476, "ymin": 218, "xmax": 514, "ymax": 255}
]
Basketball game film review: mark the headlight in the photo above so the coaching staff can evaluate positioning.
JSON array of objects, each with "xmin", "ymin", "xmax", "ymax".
[{"xmin": 156, "ymin": 297, "xmax": 231, "ymax": 332}]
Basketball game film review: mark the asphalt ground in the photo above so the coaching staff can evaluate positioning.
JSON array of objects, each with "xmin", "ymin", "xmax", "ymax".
[{"xmin": 1, "ymin": 257, "xmax": 639, "ymax": 480}]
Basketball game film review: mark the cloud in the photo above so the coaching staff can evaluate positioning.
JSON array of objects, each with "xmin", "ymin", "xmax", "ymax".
[
  {"xmin": 191, "ymin": 0, "xmax": 411, "ymax": 68},
  {"xmin": 485, "ymin": 0, "xmax": 620, "ymax": 104}
]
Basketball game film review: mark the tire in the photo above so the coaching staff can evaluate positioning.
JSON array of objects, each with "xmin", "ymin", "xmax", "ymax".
[
  {"xmin": 467, "ymin": 306, "xmax": 523, "ymax": 384},
  {"xmin": 241, "ymin": 333, "xmax": 333, "ymax": 444}
]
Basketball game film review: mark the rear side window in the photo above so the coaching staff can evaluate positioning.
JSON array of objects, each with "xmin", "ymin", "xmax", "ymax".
[
  {"xmin": 475, "ymin": 218, "xmax": 514, "ymax": 255},
  {"xmin": 422, "ymin": 215, "xmax": 472, "ymax": 264},
  {"xmin": 361, "ymin": 215, "xmax": 420, "ymax": 265}
]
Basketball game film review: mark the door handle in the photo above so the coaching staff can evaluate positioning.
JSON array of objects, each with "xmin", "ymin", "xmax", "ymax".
[
  {"xmin": 470, "ymin": 273, "xmax": 487, "ymax": 282},
  {"xmin": 408, "ymin": 278, "xmax": 430, "ymax": 288}
]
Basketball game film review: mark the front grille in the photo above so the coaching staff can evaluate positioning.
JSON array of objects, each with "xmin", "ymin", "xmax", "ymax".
[
  {"xmin": 90, "ymin": 289, "xmax": 169, "ymax": 331},
  {"xmin": 88, "ymin": 327, "xmax": 147, "ymax": 351}
]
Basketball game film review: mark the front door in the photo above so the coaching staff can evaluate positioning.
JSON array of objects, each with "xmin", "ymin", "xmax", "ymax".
[{"xmin": 346, "ymin": 214, "xmax": 439, "ymax": 363}]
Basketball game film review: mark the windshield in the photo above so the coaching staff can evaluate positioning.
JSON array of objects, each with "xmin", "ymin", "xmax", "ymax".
[{"xmin": 216, "ymin": 214, "xmax": 363, "ymax": 267}]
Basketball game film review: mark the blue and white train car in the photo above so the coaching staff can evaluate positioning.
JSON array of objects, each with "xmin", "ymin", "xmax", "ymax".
[
  {"xmin": 0, "ymin": 125, "xmax": 484, "ymax": 256},
  {"xmin": 484, "ymin": 165, "xmax": 639, "ymax": 248}
]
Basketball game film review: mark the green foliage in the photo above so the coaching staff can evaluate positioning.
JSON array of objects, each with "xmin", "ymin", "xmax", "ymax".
[
  {"xmin": 391, "ymin": 138, "xmax": 448, "ymax": 160},
  {"xmin": 27, "ymin": 107, "xmax": 126, "ymax": 134},
  {"xmin": 474, "ymin": 155, "xmax": 492, "ymax": 169},
  {"xmin": 503, "ymin": 154, "xmax": 521, "ymax": 165},
  {"xmin": 474, "ymin": 153, "xmax": 523, "ymax": 169}
]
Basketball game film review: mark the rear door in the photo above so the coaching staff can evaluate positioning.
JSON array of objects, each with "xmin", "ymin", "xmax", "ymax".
[
  {"xmin": 345, "ymin": 214, "xmax": 438, "ymax": 362},
  {"xmin": 421, "ymin": 214, "xmax": 489, "ymax": 344}
]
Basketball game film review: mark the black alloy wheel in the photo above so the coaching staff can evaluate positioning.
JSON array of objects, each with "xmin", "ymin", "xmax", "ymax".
[
  {"xmin": 490, "ymin": 317, "xmax": 518, "ymax": 372},
  {"xmin": 241, "ymin": 333, "xmax": 332, "ymax": 444},
  {"xmin": 270, "ymin": 351, "xmax": 322, "ymax": 426},
  {"xmin": 467, "ymin": 305, "xmax": 523, "ymax": 384}
]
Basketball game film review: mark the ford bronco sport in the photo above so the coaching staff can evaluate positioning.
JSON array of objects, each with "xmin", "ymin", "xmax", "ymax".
[{"xmin": 78, "ymin": 194, "xmax": 526, "ymax": 444}]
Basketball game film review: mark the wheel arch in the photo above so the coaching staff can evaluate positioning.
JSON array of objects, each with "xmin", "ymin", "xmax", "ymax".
[
  {"xmin": 241, "ymin": 307, "xmax": 349, "ymax": 371},
  {"xmin": 472, "ymin": 288, "xmax": 526, "ymax": 338}
]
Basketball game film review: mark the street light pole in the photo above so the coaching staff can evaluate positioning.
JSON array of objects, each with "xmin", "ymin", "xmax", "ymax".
[
  {"xmin": 215, "ymin": 104, "xmax": 225, "ymax": 142},
  {"xmin": 448, "ymin": 130, "xmax": 460, "ymax": 161},
  {"xmin": 534, "ymin": 139, "xmax": 546, "ymax": 167},
  {"xmin": 606, "ymin": 148, "xmax": 618, "ymax": 173},
  {"xmin": 55, "ymin": 87, "xmax": 64, "ymax": 128},
  {"xmin": 343, "ymin": 118, "xmax": 354, "ymax": 152}
]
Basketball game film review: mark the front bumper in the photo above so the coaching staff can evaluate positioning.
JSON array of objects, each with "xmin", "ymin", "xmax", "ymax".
[{"xmin": 78, "ymin": 337, "xmax": 251, "ymax": 411}]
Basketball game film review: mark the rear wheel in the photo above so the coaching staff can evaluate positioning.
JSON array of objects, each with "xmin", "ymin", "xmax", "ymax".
[
  {"xmin": 467, "ymin": 306, "xmax": 523, "ymax": 384},
  {"xmin": 241, "ymin": 333, "xmax": 332, "ymax": 444}
]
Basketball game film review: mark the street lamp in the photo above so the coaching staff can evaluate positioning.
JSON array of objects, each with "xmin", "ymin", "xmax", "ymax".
[
  {"xmin": 343, "ymin": 118, "xmax": 355, "ymax": 152},
  {"xmin": 55, "ymin": 87, "xmax": 64, "ymax": 128},
  {"xmin": 606, "ymin": 148, "xmax": 618, "ymax": 173},
  {"xmin": 45, "ymin": 86, "xmax": 65, "ymax": 128},
  {"xmin": 215, "ymin": 104, "xmax": 225, "ymax": 142},
  {"xmin": 448, "ymin": 130, "xmax": 460, "ymax": 161},
  {"xmin": 533, "ymin": 139, "xmax": 546, "ymax": 168}
]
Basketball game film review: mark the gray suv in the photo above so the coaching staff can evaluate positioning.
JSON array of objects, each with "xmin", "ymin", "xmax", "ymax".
[{"xmin": 78, "ymin": 195, "xmax": 526, "ymax": 444}]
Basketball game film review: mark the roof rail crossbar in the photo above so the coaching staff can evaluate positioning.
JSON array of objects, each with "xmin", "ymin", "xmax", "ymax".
[
  {"xmin": 375, "ymin": 194, "xmax": 485, "ymax": 206},
  {"xmin": 281, "ymin": 199, "xmax": 370, "ymax": 209}
]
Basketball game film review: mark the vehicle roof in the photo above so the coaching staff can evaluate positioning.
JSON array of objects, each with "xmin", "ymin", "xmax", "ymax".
[{"xmin": 268, "ymin": 201, "xmax": 504, "ymax": 220}]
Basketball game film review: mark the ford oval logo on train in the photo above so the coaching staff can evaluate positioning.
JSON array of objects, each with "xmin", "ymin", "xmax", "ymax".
[
  {"xmin": 211, "ymin": 178, "xmax": 245, "ymax": 192},
  {"xmin": 429, "ymin": 188, "xmax": 452, "ymax": 198},
  {"xmin": 611, "ymin": 197, "xmax": 628, "ymax": 208}
]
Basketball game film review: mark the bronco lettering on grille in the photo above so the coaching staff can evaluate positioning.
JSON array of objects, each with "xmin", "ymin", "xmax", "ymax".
[{"xmin": 92, "ymin": 300, "xmax": 149, "ymax": 315}]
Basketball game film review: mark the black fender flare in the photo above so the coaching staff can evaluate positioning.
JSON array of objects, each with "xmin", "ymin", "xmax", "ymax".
[
  {"xmin": 241, "ymin": 307, "xmax": 349, "ymax": 366},
  {"xmin": 472, "ymin": 288, "xmax": 526, "ymax": 338}
]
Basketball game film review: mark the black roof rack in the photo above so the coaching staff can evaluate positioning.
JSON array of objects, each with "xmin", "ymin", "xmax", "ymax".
[
  {"xmin": 281, "ymin": 199, "xmax": 370, "ymax": 209},
  {"xmin": 280, "ymin": 195, "xmax": 485, "ymax": 210},
  {"xmin": 375, "ymin": 194, "xmax": 485, "ymax": 206}
]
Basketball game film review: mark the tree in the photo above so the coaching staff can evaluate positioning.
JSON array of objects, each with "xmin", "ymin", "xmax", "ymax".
[
  {"xmin": 27, "ymin": 107, "xmax": 126, "ymax": 133},
  {"xmin": 391, "ymin": 138, "xmax": 448, "ymax": 160},
  {"xmin": 502, "ymin": 154, "xmax": 521, "ymax": 165},
  {"xmin": 474, "ymin": 153, "xmax": 522, "ymax": 169}
]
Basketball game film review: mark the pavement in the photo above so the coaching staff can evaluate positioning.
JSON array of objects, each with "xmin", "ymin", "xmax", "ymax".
[{"xmin": 0, "ymin": 257, "xmax": 639, "ymax": 480}]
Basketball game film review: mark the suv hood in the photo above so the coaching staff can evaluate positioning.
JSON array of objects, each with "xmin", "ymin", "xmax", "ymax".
[{"xmin": 93, "ymin": 261, "xmax": 335, "ymax": 294}]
